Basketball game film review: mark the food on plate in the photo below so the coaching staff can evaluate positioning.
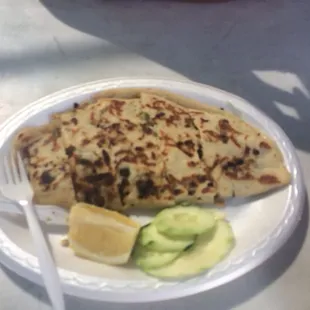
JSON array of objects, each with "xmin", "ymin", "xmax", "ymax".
[
  {"xmin": 153, "ymin": 206, "xmax": 216, "ymax": 238},
  {"xmin": 140, "ymin": 91, "xmax": 290, "ymax": 201},
  {"xmin": 13, "ymin": 87, "xmax": 291, "ymax": 211},
  {"xmin": 13, "ymin": 122, "xmax": 76, "ymax": 208},
  {"xmin": 95, "ymin": 87, "xmax": 244, "ymax": 116},
  {"xmin": 140, "ymin": 93, "xmax": 216, "ymax": 205},
  {"xmin": 60, "ymin": 237, "xmax": 69, "ymax": 247},
  {"xmin": 137, "ymin": 223, "xmax": 195, "ymax": 252},
  {"xmin": 145, "ymin": 220, "xmax": 235, "ymax": 279},
  {"xmin": 10, "ymin": 86, "xmax": 291, "ymax": 279},
  {"xmin": 133, "ymin": 246, "xmax": 181, "ymax": 269},
  {"xmin": 133, "ymin": 205, "xmax": 235, "ymax": 278},
  {"xmin": 190, "ymin": 106, "xmax": 290, "ymax": 199},
  {"xmin": 68, "ymin": 202, "xmax": 140, "ymax": 265},
  {"xmin": 52, "ymin": 98, "xmax": 150, "ymax": 210}
]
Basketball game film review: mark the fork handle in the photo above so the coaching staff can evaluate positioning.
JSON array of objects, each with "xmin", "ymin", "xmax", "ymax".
[{"xmin": 21, "ymin": 200, "xmax": 65, "ymax": 310}]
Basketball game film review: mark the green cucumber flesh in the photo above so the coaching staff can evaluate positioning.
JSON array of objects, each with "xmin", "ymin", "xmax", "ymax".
[
  {"xmin": 138, "ymin": 224, "xmax": 195, "ymax": 252},
  {"xmin": 145, "ymin": 220, "xmax": 235, "ymax": 278},
  {"xmin": 133, "ymin": 246, "xmax": 180, "ymax": 269},
  {"xmin": 153, "ymin": 206, "xmax": 216, "ymax": 238}
]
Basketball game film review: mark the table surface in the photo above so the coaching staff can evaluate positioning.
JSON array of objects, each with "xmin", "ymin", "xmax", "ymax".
[{"xmin": 0, "ymin": 0, "xmax": 310, "ymax": 309}]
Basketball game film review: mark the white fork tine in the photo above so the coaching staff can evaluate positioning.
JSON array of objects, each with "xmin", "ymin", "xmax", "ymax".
[
  {"xmin": 16, "ymin": 152, "xmax": 28, "ymax": 182},
  {"xmin": 10, "ymin": 152, "xmax": 20, "ymax": 184},
  {"xmin": 4, "ymin": 155, "xmax": 13, "ymax": 184}
]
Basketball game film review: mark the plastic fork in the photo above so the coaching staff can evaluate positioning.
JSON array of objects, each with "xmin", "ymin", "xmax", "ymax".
[{"xmin": 0, "ymin": 152, "xmax": 65, "ymax": 310}]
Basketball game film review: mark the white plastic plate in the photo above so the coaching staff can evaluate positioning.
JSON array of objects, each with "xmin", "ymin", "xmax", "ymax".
[{"xmin": 0, "ymin": 78, "xmax": 305, "ymax": 303}]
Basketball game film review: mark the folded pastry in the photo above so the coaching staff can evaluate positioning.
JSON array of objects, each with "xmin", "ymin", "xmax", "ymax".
[
  {"xmin": 13, "ymin": 89, "xmax": 291, "ymax": 210},
  {"xmin": 13, "ymin": 122, "xmax": 76, "ymax": 208}
]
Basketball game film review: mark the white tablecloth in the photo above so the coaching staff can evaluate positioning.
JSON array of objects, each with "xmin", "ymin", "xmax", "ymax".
[{"xmin": 0, "ymin": 0, "xmax": 310, "ymax": 309}]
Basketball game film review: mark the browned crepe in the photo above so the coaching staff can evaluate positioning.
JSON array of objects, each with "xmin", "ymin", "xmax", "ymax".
[
  {"xmin": 13, "ymin": 122, "xmax": 76, "ymax": 208},
  {"xmin": 13, "ymin": 88, "xmax": 291, "ymax": 210},
  {"xmin": 97, "ymin": 88, "xmax": 291, "ymax": 200}
]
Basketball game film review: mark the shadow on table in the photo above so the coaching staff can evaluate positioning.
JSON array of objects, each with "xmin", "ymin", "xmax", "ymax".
[
  {"xmin": 34, "ymin": 0, "xmax": 310, "ymax": 154},
  {"xmin": 1, "ymin": 195, "xmax": 308, "ymax": 310}
]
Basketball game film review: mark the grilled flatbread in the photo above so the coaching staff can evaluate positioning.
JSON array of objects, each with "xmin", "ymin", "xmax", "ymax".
[
  {"xmin": 13, "ymin": 87, "xmax": 291, "ymax": 210},
  {"xmin": 190, "ymin": 110, "xmax": 290, "ymax": 198},
  {"xmin": 94, "ymin": 87, "xmax": 234, "ymax": 116},
  {"xmin": 97, "ymin": 88, "xmax": 291, "ymax": 201},
  {"xmin": 53, "ymin": 99, "xmax": 126, "ymax": 210},
  {"xmin": 13, "ymin": 123, "xmax": 76, "ymax": 208},
  {"xmin": 140, "ymin": 93, "xmax": 217, "ymax": 204},
  {"xmin": 95, "ymin": 98, "xmax": 174, "ymax": 209},
  {"xmin": 54, "ymin": 97, "xmax": 175, "ymax": 210}
]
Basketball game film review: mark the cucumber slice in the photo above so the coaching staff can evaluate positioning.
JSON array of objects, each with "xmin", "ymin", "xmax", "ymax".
[
  {"xmin": 209, "ymin": 209, "xmax": 226, "ymax": 220},
  {"xmin": 133, "ymin": 246, "xmax": 180, "ymax": 269},
  {"xmin": 138, "ymin": 224, "xmax": 194, "ymax": 252},
  {"xmin": 145, "ymin": 220, "xmax": 235, "ymax": 278},
  {"xmin": 153, "ymin": 206, "xmax": 216, "ymax": 238}
]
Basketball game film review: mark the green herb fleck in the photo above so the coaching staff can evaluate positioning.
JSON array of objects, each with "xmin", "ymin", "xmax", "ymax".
[{"xmin": 140, "ymin": 112, "xmax": 151, "ymax": 122}]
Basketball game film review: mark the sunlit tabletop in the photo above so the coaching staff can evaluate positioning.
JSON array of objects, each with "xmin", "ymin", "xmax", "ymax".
[{"xmin": 0, "ymin": 0, "xmax": 309, "ymax": 309}]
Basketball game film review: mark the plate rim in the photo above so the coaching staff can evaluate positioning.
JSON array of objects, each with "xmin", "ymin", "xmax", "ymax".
[{"xmin": 0, "ymin": 77, "xmax": 305, "ymax": 303}]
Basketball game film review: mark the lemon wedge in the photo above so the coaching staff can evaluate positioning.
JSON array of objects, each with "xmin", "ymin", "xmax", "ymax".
[{"xmin": 68, "ymin": 203, "xmax": 140, "ymax": 265}]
